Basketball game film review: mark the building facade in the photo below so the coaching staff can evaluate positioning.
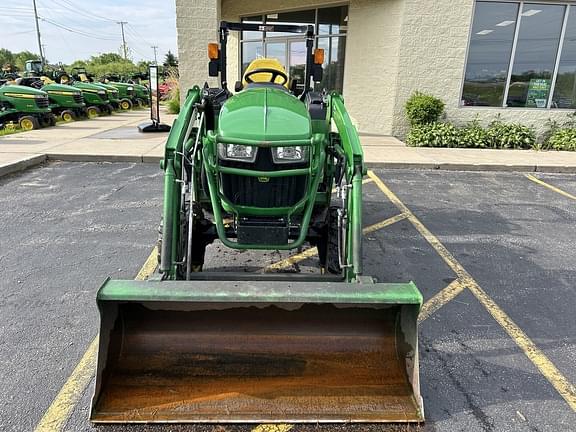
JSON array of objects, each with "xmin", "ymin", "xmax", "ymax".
[{"xmin": 176, "ymin": 0, "xmax": 576, "ymax": 137}]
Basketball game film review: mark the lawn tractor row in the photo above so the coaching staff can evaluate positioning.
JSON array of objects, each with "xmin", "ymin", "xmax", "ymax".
[{"xmin": 0, "ymin": 61, "xmax": 150, "ymax": 131}]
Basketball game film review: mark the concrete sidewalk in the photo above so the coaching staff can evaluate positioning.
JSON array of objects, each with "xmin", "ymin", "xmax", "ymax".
[
  {"xmin": 0, "ymin": 109, "xmax": 177, "ymax": 176},
  {"xmin": 2, "ymin": 110, "xmax": 576, "ymax": 176},
  {"xmin": 362, "ymin": 136, "xmax": 576, "ymax": 173}
]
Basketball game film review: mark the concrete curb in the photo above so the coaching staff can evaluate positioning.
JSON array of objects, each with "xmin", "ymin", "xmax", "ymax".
[
  {"xmin": 2, "ymin": 154, "xmax": 576, "ymax": 178},
  {"xmin": 0, "ymin": 155, "xmax": 47, "ymax": 178},
  {"xmin": 365, "ymin": 161, "xmax": 576, "ymax": 173}
]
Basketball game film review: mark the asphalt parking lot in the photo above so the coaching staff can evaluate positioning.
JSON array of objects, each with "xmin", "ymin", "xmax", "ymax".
[{"xmin": 0, "ymin": 162, "xmax": 575, "ymax": 432}]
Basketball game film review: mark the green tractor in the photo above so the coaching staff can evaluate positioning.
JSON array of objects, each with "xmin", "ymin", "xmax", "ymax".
[
  {"xmin": 102, "ymin": 75, "xmax": 149, "ymax": 108},
  {"xmin": 0, "ymin": 84, "xmax": 55, "ymax": 130},
  {"xmin": 23, "ymin": 62, "xmax": 111, "ymax": 118},
  {"xmin": 90, "ymin": 22, "xmax": 424, "ymax": 424},
  {"xmin": 54, "ymin": 72, "xmax": 112, "ymax": 117},
  {"xmin": 100, "ymin": 79, "xmax": 135, "ymax": 110},
  {"xmin": 16, "ymin": 77, "xmax": 86, "ymax": 122}
]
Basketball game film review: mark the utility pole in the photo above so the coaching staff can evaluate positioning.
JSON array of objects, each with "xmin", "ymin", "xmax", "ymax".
[
  {"xmin": 32, "ymin": 0, "xmax": 45, "ymax": 67},
  {"xmin": 117, "ymin": 21, "xmax": 128, "ymax": 60},
  {"xmin": 42, "ymin": 44, "xmax": 47, "ymax": 63},
  {"xmin": 151, "ymin": 45, "xmax": 158, "ymax": 65}
]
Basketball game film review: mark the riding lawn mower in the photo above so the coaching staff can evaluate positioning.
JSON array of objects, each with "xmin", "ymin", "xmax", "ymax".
[{"xmin": 90, "ymin": 22, "xmax": 424, "ymax": 424}]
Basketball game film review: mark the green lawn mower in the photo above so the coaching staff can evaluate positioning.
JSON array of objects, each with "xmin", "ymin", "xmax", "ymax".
[
  {"xmin": 90, "ymin": 22, "xmax": 424, "ymax": 424},
  {"xmin": 0, "ymin": 84, "xmax": 55, "ymax": 130},
  {"xmin": 16, "ymin": 77, "xmax": 86, "ymax": 122}
]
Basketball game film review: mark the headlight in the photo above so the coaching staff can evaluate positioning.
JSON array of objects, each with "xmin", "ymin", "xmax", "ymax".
[
  {"xmin": 127, "ymin": 86, "xmax": 134, "ymax": 91},
  {"xmin": 98, "ymin": 90, "xmax": 106, "ymax": 95},
  {"xmin": 272, "ymin": 146, "xmax": 309, "ymax": 164},
  {"xmin": 218, "ymin": 143, "xmax": 257, "ymax": 163}
]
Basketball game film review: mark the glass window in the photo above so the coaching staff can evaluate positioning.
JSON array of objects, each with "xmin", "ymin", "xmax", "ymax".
[
  {"xmin": 315, "ymin": 36, "xmax": 346, "ymax": 93},
  {"xmin": 462, "ymin": 1, "xmax": 519, "ymax": 107},
  {"xmin": 242, "ymin": 41, "xmax": 263, "ymax": 74},
  {"xmin": 318, "ymin": 6, "xmax": 348, "ymax": 35},
  {"xmin": 242, "ymin": 15, "xmax": 264, "ymax": 41},
  {"xmin": 507, "ymin": 4, "xmax": 566, "ymax": 108},
  {"xmin": 265, "ymin": 10, "xmax": 315, "ymax": 38},
  {"xmin": 552, "ymin": 8, "xmax": 576, "ymax": 108}
]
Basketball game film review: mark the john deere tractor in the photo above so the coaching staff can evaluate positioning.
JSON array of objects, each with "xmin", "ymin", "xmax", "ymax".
[
  {"xmin": 55, "ymin": 70, "xmax": 112, "ymax": 117},
  {"xmin": 0, "ymin": 84, "xmax": 55, "ymax": 130},
  {"xmin": 90, "ymin": 22, "xmax": 424, "ymax": 424},
  {"xmin": 16, "ymin": 76, "xmax": 86, "ymax": 122}
]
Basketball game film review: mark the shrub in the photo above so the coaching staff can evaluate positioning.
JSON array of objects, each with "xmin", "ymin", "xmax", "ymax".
[
  {"xmin": 407, "ymin": 122, "xmax": 459, "ymax": 147},
  {"xmin": 405, "ymin": 92, "xmax": 445, "ymax": 126},
  {"xmin": 165, "ymin": 68, "xmax": 180, "ymax": 114},
  {"xmin": 486, "ymin": 120, "xmax": 536, "ymax": 149},
  {"xmin": 458, "ymin": 120, "xmax": 489, "ymax": 148},
  {"xmin": 546, "ymin": 128, "xmax": 576, "ymax": 151}
]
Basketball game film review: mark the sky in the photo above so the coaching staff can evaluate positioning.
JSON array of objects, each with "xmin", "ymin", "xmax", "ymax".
[{"xmin": 0, "ymin": 0, "xmax": 177, "ymax": 64}]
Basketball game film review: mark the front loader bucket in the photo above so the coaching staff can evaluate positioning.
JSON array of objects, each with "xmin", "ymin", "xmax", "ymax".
[{"xmin": 90, "ymin": 278, "xmax": 424, "ymax": 423}]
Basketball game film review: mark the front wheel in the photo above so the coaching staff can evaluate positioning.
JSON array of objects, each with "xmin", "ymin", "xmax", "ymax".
[
  {"xmin": 318, "ymin": 206, "xmax": 343, "ymax": 275},
  {"xmin": 86, "ymin": 106, "xmax": 100, "ymax": 118},
  {"xmin": 19, "ymin": 115, "xmax": 39, "ymax": 131},
  {"xmin": 120, "ymin": 99, "xmax": 132, "ymax": 110},
  {"xmin": 61, "ymin": 110, "xmax": 75, "ymax": 122}
]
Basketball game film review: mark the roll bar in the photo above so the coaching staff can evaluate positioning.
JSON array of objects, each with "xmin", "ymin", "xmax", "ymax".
[{"xmin": 213, "ymin": 21, "xmax": 317, "ymax": 98}]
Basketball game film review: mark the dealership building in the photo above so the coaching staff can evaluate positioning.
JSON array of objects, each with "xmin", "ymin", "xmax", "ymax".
[{"xmin": 175, "ymin": 1, "xmax": 576, "ymax": 137}]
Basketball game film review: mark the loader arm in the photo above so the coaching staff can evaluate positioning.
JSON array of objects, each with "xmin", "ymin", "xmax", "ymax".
[{"xmin": 329, "ymin": 93, "xmax": 365, "ymax": 278}]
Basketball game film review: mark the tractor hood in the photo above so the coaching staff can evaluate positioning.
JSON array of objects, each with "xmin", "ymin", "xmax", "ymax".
[
  {"xmin": 42, "ymin": 83, "xmax": 81, "ymax": 94},
  {"xmin": 73, "ymin": 82, "xmax": 108, "ymax": 93},
  {"xmin": 218, "ymin": 87, "xmax": 311, "ymax": 142},
  {"xmin": 0, "ymin": 84, "xmax": 46, "ymax": 97}
]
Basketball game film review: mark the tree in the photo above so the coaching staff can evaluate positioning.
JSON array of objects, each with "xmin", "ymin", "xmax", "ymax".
[
  {"xmin": 0, "ymin": 48, "xmax": 15, "ymax": 69},
  {"xmin": 163, "ymin": 51, "xmax": 178, "ymax": 68}
]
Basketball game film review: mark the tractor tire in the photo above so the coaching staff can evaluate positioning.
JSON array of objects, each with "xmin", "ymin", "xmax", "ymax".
[
  {"xmin": 48, "ymin": 115, "xmax": 57, "ymax": 127},
  {"xmin": 86, "ymin": 106, "xmax": 100, "ymax": 119},
  {"xmin": 120, "ymin": 99, "xmax": 132, "ymax": 110},
  {"xmin": 325, "ymin": 206, "xmax": 342, "ymax": 275},
  {"xmin": 106, "ymin": 104, "xmax": 114, "ymax": 114},
  {"xmin": 19, "ymin": 116, "xmax": 39, "ymax": 131},
  {"xmin": 61, "ymin": 110, "xmax": 75, "ymax": 122}
]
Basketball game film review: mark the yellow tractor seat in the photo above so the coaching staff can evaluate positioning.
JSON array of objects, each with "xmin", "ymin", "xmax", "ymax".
[{"xmin": 242, "ymin": 58, "xmax": 289, "ymax": 88}]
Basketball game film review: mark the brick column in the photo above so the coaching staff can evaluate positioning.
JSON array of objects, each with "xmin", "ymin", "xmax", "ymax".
[{"xmin": 175, "ymin": 0, "xmax": 221, "ymax": 97}]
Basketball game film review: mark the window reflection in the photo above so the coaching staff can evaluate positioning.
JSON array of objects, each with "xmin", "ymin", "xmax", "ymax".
[
  {"xmin": 552, "ymin": 8, "xmax": 576, "ymax": 108},
  {"xmin": 506, "ymin": 4, "xmax": 565, "ymax": 108},
  {"xmin": 315, "ymin": 36, "xmax": 346, "ymax": 93},
  {"xmin": 462, "ymin": 1, "xmax": 519, "ymax": 107}
]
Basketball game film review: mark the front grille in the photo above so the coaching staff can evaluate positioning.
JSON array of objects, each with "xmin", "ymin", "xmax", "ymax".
[
  {"xmin": 35, "ymin": 97, "xmax": 49, "ymax": 108},
  {"xmin": 99, "ymin": 93, "xmax": 108, "ymax": 101},
  {"xmin": 221, "ymin": 174, "xmax": 307, "ymax": 208},
  {"xmin": 73, "ymin": 94, "xmax": 84, "ymax": 104},
  {"xmin": 127, "ymin": 89, "xmax": 134, "ymax": 96}
]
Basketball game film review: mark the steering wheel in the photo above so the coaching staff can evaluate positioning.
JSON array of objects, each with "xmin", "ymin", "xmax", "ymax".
[{"xmin": 244, "ymin": 68, "xmax": 288, "ymax": 86}]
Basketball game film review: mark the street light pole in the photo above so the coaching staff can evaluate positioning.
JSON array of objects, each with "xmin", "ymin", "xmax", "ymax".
[
  {"xmin": 151, "ymin": 45, "xmax": 158, "ymax": 65},
  {"xmin": 32, "ymin": 0, "xmax": 45, "ymax": 67},
  {"xmin": 117, "ymin": 21, "xmax": 128, "ymax": 60}
]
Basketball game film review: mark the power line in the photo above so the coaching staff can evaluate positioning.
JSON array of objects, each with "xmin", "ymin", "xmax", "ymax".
[
  {"xmin": 40, "ymin": 17, "xmax": 119, "ymax": 41},
  {"xmin": 50, "ymin": 0, "xmax": 115, "ymax": 23}
]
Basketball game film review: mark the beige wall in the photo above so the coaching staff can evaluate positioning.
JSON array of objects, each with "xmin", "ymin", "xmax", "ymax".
[
  {"xmin": 176, "ymin": 0, "xmax": 574, "ymax": 138},
  {"xmin": 175, "ymin": 0, "xmax": 221, "ymax": 96}
]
